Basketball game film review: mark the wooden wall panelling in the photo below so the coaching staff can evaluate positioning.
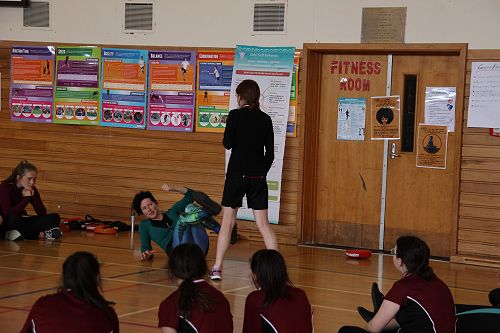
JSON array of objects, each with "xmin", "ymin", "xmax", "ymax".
[
  {"xmin": 452, "ymin": 50, "xmax": 500, "ymax": 265},
  {"xmin": 0, "ymin": 40, "xmax": 303, "ymax": 245}
]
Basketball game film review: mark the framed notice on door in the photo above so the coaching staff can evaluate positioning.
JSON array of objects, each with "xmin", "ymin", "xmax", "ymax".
[
  {"xmin": 370, "ymin": 95, "xmax": 400, "ymax": 140},
  {"xmin": 416, "ymin": 124, "xmax": 448, "ymax": 169}
]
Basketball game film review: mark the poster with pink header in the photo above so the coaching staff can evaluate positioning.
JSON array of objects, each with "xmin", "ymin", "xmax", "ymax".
[
  {"xmin": 10, "ymin": 46, "xmax": 55, "ymax": 123},
  {"xmin": 147, "ymin": 50, "xmax": 196, "ymax": 131}
]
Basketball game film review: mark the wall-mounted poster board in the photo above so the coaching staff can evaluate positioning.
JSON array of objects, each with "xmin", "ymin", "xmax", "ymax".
[
  {"xmin": 195, "ymin": 50, "xmax": 234, "ymax": 132},
  {"xmin": 147, "ymin": 50, "xmax": 196, "ymax": 131},
  {"xmin": 100, "ymin": 48, "xmax": 148, "ymax": 129},
  {"xmin": 10, "ymin": 46, "xmax": 55, "ymax": 123},
  {"xmin": 54, "ymin": 46, "xmax": 101, "ymax": 125}
]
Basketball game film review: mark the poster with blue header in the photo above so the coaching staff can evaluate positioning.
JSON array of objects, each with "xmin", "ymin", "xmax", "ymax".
[
  {"xmin": 100, "ymin": 48, "xmax": 148, "ymax": 128},
  {"xmin": 227, "ymin": 45, "xmax": 295, "ymax": 224}
]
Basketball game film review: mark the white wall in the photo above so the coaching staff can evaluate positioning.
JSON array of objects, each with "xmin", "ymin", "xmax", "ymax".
[{"xmin": 0, "ymin": 0, "xmax": 498, "ymax": 49}]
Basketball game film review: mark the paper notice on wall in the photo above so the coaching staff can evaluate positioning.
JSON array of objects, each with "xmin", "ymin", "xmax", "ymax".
[
  {"xmin": 337, "ymin": 97, "xmax": 366, "ymax": 140},
  {"xmin": 370, "ymin": 95, "xmax": 400, "ymax": 140},
  {"xmin": 468, "ymin": 62, "xmax": 500, "ymax": 128},
  {"xmin": 416, "ymin": 124, "xmax": 448, "ymax": 169},
  {"xmin": 424, "ymin": 87, "xmax": 456, "ymax": 132}
]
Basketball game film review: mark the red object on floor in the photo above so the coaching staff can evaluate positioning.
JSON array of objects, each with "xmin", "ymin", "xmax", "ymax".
[
  {"xmin": 94, "ymin": 225, "xmax": 117, "ymax": 235},
  {"xmin": 345, "ymin": 249, "xmax": 372, "ymax": 259}
]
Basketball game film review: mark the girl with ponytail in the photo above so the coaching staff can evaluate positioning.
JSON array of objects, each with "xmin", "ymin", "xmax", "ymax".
[
  {"xmin": 339, "ymin": 236, "xmax": 456, "ymax": 333},
  {"xmin": 21, "ymin": 252, "xmax": 119, "ymax": 333},
  {"xmin": 158, "ymin": 243, "xmax": 232, "ymax": 333}
]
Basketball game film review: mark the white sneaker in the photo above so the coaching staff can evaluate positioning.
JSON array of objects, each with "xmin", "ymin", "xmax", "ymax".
[{"xmin": 6, "ymin": 230, "xmax": 23, "ymax": 241}]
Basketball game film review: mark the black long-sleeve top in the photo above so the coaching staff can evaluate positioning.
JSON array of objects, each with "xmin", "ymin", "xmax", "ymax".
[{"xmin": 223, "ymin": 106, "xmax": 274, "ymax": 177}]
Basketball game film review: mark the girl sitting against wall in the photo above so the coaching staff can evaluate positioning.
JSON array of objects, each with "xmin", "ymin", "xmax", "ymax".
[
  {"xmin": 158, "ymin": 243, "xmax": 233, "ymax": 333},
  {"xmin": 21, "ymin": 251, "xmax": 119, "ymax": 333},
  {"xmin": 243, "ymin": 249, "xmax": 313, "ymax": 333},
  {"xmin": 0, "ymin": 160, "xmax": 62, "ymax": 241}
]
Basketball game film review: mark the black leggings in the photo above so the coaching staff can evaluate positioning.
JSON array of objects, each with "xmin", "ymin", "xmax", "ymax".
[{"xmin": 3, "ymin": 214, "xmax": 60, "ymax": 240}]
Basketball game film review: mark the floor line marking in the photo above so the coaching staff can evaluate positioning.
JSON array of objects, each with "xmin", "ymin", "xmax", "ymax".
[{"xmin": 119, "ymin": 306, "xmax": 159, "ymax": 318}]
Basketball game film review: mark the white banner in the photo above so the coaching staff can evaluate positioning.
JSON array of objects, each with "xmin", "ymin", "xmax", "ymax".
[{"xmin": 226, "ymin": 45, "xmax": 295, "ymax": 224}]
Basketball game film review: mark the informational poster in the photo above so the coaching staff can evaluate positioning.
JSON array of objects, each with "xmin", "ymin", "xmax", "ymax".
[
  {"xmin": 424, "ymin": 87, "xmax": 456, "ymax": 132},
  {"xmin": 147, "ymin": 50, "xmax": 196, "ymax": 132},
  {"xmin": 287, "ymin": 52, "xmax": 300, "ymax": 137},
  {"xmin": 337, "ymin": 97, "xmax": 366, "ymax": 140},
  {"xmin": 195, "ymin": 50, "xmax": 234, "ymax": 132},
  {"xmin": 227, "ymin": 45, "xmax": 296, "ymax": 224},
  {"xmin": 10, "ymin": 46, "xmax": 55, "ymax": 123},
  {"xmin": 54, "ymin": 46, "xmax": 101, "ymax": 125},
  {"xmin": 468, "ymin": 62, "xmax": 500, "ymax": 128},
  {"xmin": 490, "ymin": 128, "xmax": 500, "ymax": 137},
  {"xmin": 371, "ymin": 95, "xmax": 400, "ymax": 140},
  {"xmin": 416, "ymin": 124, "xmax": 448, "ymax": 169},
  {"xmin": 100, "ymin": 48, "xmax": 148, "ymax": 129}
]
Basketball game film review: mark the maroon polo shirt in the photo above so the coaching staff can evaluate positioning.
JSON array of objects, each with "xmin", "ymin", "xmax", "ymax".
[
  {"xmin": 243, "ymin": 286, "xmax": 313, "ymax": 333},
  {"xmin": 158, "ymin": 280, "xmax": 233, "ymax": 333},
  {"xmin": 385, "ymin": 273, "xmax": 456, "ymax": 333},
  {"xmin": 0, "ymin": 182, "xmax": 46, "ymax": 218},
  {"xmin": 21, "ymin": 291, "xmax": 119, "ymax": 333}
]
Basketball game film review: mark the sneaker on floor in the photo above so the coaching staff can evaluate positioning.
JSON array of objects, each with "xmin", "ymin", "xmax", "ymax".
[
  {"xmin": 6, "ymin": 230, "xmax": 23, "ymax": 241},
  {"xmin": 44, "ymin": 227, "xmax": 62, "ymax": 240},
  {"xmin": 209, "ymin": 267, "xmax": 222, "ymax": 281}
]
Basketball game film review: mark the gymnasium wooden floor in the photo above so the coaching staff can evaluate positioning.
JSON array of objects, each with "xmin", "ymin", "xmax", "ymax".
[{"xmin": 0, "ymin": 231, "xmax": 498, "ymax": 333}]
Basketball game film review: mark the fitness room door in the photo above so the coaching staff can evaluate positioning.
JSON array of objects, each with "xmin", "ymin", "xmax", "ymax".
[{"xmin": 300, "ymin": 44, "xmax": 467, "ymax": 257}]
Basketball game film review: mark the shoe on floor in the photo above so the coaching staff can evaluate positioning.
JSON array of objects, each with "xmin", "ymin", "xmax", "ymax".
[
  {"xmin": 357, "ymin": 306, "xmax": 375, "ymax": 323},
  {"xmin": 209, "ymin": 267, "xmax": 222, "ymax": 281},
  {"xmin": 44, "ymin": 227, "xmax": 62, "ymax": 240},
  {"xmin": 371, "ymin": 282, "xmax": 385, "ymax": 312},
  {"xmin": 6, "ymin": 230, "xmax": 23, "ymax": 241}
]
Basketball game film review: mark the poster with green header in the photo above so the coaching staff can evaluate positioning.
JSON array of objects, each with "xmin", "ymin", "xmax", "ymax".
[{"xmin": 54, "ymin": 46, "xmax": 101, "ymax": 125}]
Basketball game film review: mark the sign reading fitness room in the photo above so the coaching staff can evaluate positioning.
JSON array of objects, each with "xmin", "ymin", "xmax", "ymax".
[
  {"xmin": 10, "ymin": 46, "xmax": 55, "ymax": 123},
  {"xmin": 228, "ymin": 45, "xmax": 296, "ymax": 224},
  {"xmin": 147, "ymin": 50, "xmax": 196, "ymax": 132},
  {"xmin": 100, "ymin": 48, "xmax": 148, "ymax": 129},
  {"xmin": 54, "ymin": 46, "xmax": 101, "ymax": 125}
]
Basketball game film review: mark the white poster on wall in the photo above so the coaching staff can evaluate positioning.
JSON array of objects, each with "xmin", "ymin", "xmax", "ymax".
[
  {"xmin": 424, "ymin": 87, "xmax": 456, "ymax": 132},
  {"xmin": 468, "ymin": 62, "xmax": 500, "ymax": 128},
  {"xmin": 337, "ymin": 97, "xmax": 366, "ymax": 140},
  {"xmin": 226, "ymin": 45, "xmax": 295, "ymax": 224}
]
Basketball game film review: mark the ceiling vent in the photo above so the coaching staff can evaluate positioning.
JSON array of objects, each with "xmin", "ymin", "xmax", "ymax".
[
  {"xmin": 124, "ymin": 1, "xmax": 154, "ymax": 33},
  {"xmin": 23, "ymin": 1, "xmax": 50, "ymax": 28},
  {"xmin": 252, "ymin": 1, "xmax": 287, "ymax": 34}
]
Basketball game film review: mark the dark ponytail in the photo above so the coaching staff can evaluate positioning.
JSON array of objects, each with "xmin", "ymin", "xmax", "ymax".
[
  {"xmin": 236, "ymin": 79, "xmax": 260, "ymax": 109},
  {"xmin": 60, "ymin": 252, "xmax": 116, "ymax": 320},
  {"xmin": 250, "ymin": 249, "xmax": 292, "ymax": 307},
  {"xmin": 168, "ymin": 243, "xmax": 212, "ymax": 318},
  {"xmin": 3, "ymin": 160, "xmax": 38, "ymax": 184},
  {"xmin": 396, "ymin": 236, "xmax": 435, "ymax": 280}
]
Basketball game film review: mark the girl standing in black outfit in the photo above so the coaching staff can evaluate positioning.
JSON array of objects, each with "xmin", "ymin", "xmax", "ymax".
[{"xmin": 210, "ymin": 79, "xmax": 277, "ymax": 280}]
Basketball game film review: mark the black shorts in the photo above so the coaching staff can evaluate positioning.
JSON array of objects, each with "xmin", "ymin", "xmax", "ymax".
[{"xmin": 221, "ymin": 175, "xmax": 268, "ymax": 210}]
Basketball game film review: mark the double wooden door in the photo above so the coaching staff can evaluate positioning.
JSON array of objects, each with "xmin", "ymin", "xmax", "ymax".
[{"xmin": 301, "ymin": 44, "xmax": 467, "ymax": 257}]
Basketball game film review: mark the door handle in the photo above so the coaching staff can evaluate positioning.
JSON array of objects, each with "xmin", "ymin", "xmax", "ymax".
[{"xmin": 390, "ymin": 143, "xmax": 401, "ymax": 159}]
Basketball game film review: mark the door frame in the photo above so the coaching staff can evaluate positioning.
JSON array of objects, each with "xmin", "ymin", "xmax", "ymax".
[{"xmin": 299, "ymin": 43, "xmax": 467, "ymax": 255}]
